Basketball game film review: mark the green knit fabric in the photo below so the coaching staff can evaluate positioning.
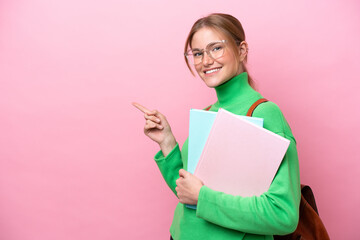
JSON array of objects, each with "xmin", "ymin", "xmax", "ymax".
[{"xmin": 154, "ymin": 72, "xmax": 301, "ymax": 240}]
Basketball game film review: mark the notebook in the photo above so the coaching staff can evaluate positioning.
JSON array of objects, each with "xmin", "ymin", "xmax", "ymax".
[
  {"xmin": 186, "ymin": 108, "xmax": 264, "ymax": 209},
  {"xmin": 187, "ymin": 109, "xmax": 264, "ymax": 174},
  {"xmin": 193, "ymin": 108, "xmax": 290, "ymax": 197}
]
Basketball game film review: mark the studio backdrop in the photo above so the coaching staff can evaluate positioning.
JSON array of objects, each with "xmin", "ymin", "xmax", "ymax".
[{"xmin": 0, "ymin": 0, "xmax": 359, "ymax": 239}]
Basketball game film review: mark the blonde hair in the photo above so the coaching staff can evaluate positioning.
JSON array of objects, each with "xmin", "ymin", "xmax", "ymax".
[{"xmin": 184, "ymin": 13, "xmax": 254, "ymax": 88}]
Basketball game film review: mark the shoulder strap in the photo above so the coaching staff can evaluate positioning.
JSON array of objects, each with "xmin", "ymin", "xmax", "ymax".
[
  {"xmin": 246, "ymin": 98, "xmax": 268, "ymax": 117},
  {"xmin": 204, "ymin": 105, "xmax": 212, "ymax": 111},
  {"xmin": 204, "ymin": 98, "xmax": 268, "ymax": 114}
]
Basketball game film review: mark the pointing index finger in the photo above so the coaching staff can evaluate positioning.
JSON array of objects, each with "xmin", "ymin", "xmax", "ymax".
[{"xmin": 132, "ymin": 102, "xmax": 151, "ymax": 114}]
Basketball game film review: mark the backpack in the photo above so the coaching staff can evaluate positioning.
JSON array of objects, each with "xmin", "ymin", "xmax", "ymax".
[
  {"xmin": 206, "ymin": 98, "xmax": 330, "ymax": 240},
  {"xmin": 250, "ymin": 99, "xmax": 330, "ymax": 240}
]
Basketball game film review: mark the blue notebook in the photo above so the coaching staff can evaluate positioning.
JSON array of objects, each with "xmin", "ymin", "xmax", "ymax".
[{"xmin": 186, "ymin": 108, "xmax": 264, "ymax": 209}]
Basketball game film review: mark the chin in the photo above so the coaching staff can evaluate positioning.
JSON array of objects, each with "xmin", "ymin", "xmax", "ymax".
[
  {"xmin": 202, "ymin": 77, "xmax": 227, "ymax": 88},
  {"xmin": 204, "ymin": 83, "xmax": 217, "ymax": 88},
  {"xmin": 201, "ymin": 78, "xmax": 218, "ymax": 88}
]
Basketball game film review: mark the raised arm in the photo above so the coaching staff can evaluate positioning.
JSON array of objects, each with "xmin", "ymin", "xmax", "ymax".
[
  {"xmin": 132, "ymin": 102, "xmax": 177, "ymax": 156},
  {"xmin": 133, "ymin": 102, "xmax": 181, "ymax": 195}
]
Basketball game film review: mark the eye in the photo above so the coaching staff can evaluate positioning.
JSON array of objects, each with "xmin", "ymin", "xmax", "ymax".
[
  {"xmin": 193, "ymin": 51, "xmax": 203, "ymax": 58},
  {"xmin": 212, "ymin": 45, "xmax": 223, "ymax": 52}
]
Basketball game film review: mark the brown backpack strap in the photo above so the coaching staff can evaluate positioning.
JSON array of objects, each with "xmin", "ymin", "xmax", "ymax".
[
  {"xmin": 301, "ymin": 184, "xmax": 319, "ymax": 215},
  {"xmin": 246, "ymin": 98, "xmax": 268, "ymax": 117},
  {"xmin": 204, "ymin": 105, "xmax": 212, "ymax": 111},
  {"xmin": 204, "ymin": 98, "xmax": 268, "ymax": 114}
]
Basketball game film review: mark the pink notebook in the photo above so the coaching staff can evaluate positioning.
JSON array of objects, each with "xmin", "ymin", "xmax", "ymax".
[{"xmin": 194, "ymin": 108, "xmax": 290, "ymax": 197}]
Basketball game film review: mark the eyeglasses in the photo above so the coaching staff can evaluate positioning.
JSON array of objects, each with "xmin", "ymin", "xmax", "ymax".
[{"xmin": 185, "ymin": 40, "xmax": 227, "ymax": 65}]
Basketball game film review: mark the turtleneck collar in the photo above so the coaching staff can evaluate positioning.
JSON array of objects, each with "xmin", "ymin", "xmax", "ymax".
[{"xmin": 214, "ymin": 72, "xmax": 258, "ymax": 107}]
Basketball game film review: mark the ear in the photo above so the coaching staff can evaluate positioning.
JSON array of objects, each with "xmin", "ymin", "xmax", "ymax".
[{"xmin": 238, "ymin": 41, "xmax": 249, "ymax": 62}]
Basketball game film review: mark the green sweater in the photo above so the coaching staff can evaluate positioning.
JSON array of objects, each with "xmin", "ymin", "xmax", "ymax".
[{"xmin": 154, "ymin": 72, "xmax": 301, "ymax": 240}]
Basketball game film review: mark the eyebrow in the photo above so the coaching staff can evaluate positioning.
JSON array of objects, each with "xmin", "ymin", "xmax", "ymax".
[{"xmin": 191, "ymin": 42, "xmax": 222, "ymax": 51}]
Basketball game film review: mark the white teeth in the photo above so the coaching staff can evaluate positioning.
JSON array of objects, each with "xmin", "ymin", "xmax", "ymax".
[{"xmin": 205, "ymin": 68, "xmax": 221, "ymax": 74}]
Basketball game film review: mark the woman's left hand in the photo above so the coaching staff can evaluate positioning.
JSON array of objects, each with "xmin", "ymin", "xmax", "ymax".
[{"xmin": 175, "ymin": 169, "xmax": 204, "ymax": 205}]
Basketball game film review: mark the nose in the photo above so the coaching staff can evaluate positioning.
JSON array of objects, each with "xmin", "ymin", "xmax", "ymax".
[{"xmin": 202, "ymin": 51, "xmax": 214, "ymax": 66}]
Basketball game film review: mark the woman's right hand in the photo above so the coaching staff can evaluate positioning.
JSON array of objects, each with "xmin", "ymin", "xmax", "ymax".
[{"xmin": 132, "ymin": 102, "xmax": 177, "ymax": 155}]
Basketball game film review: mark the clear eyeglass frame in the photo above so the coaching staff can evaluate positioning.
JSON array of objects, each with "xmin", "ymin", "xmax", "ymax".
[{"xmin": 184, "ymin": 40, "xmax": 228, "ymax": 65}]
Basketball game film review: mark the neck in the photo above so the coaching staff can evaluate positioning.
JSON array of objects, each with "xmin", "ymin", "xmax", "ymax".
[{"xmin": 214, "ymin": 72, "xmax": 256, "ymax": 107}]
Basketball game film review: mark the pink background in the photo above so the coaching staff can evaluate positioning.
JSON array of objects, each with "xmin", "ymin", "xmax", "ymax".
[{"xmin": 1, "ymin": 0, "xmax": 359, "ymax": 239}]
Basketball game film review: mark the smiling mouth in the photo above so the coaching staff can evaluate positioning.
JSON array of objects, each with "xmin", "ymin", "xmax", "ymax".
[{"xmin": 204, "ymin": 67, "xmax": 222, "ymax": 74}]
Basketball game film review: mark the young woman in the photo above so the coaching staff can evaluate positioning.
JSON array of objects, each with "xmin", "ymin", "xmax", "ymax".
[{"xmin": 133, "ymin": 13, "xmax": 300, "ymax": 240}]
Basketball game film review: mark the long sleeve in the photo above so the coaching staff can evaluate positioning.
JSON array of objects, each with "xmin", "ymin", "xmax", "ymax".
[
  {"xmin": 196, "ymin": 136, "xmax": 301, "ymax": 235},
  {"xmin": 154, "ymin": 143, "xmax": 184, "ymax": 196},
  {"xmin": 195, "ymin": 101, "xmax": 301, "ymax": 236}
]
